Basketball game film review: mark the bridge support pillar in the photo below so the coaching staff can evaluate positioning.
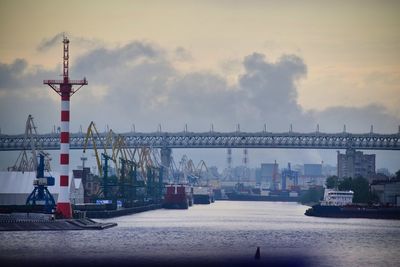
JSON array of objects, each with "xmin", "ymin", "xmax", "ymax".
[{"xmin": 161, "ymin": 147, "xmax": 172, "ymax": 182}]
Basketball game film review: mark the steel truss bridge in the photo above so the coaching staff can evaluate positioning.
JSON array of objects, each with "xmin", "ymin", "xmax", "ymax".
[{"xmin": 0, "ymin": 131, "xmax": 399, "ymax": 151}]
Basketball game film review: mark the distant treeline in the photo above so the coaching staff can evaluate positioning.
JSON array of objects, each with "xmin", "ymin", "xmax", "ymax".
[{"xmin": 300, "ymin": 186, "xmax": 324, "ymax": 205}]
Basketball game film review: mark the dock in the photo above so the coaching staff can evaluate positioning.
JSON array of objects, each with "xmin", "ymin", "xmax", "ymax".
[
  {"xmin": 84, "ymin": 204, "xmax": 162, "ymax": 219},
  {"xmin": 0, "ymin": 213, "xmax": 117, "ymax": 231}
]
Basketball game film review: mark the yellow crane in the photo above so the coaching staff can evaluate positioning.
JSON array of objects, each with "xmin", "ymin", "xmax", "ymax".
[{"xmin": 82, "ymin": 121, "xmax": 109, "ymax": 177}]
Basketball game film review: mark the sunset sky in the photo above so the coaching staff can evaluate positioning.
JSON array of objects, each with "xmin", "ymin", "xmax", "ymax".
[{"xmin": 0, "ymin": 0, "xmax": 399, "ymax": 171}]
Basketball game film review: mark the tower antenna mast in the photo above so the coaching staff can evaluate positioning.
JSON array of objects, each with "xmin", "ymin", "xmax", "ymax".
[{"xmin": 43, "ymin": 36, "xmax": 88, "ymax": 219}]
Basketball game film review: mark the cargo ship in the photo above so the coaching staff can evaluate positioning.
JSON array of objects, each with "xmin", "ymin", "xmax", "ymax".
[
  {"xmin": 305, "ymin": 189, "xmax": 400, "ymax": 219},
  {"xmin": 226, "ymin": 190, "xmax": 300, "ymax": 202},
  {"xmin": 193, "ymin": 186, "xmax": 214, "ymax": 204},
  {"xmin": 226, "ymin": 183, "xmax": 300, "ymax": 202},
  {"xmin": 162, "ymin": 184, "xmax": 193, "ymax": 209}
]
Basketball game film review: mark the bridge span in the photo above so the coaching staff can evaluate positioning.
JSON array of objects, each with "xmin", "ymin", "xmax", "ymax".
[{"xmin": 0, "ymin": 131, "xmax": 399, "ymax": 151}]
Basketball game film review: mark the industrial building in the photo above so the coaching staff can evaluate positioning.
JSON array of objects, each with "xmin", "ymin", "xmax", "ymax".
[
  {"xmin": 371, "ymin": 180, "xmax": 400, "ymax": 206},
  {"xmin": 73, "ymin": 167, "xmax": 100, "ymax": 203},
  {"xmin": 300, "ymin": 164, "xmax": 325, "ymax": 187},
  {"xmin": 337, "ymin": 149, "xmax": 375, "ymax": 179},
  {"xmin": 281, "ymin": 163, "xmax": 299, "ymax": 190},
  {"xmin": 260, "ymin": 163, "xmax": 279, "ymax": 189}
]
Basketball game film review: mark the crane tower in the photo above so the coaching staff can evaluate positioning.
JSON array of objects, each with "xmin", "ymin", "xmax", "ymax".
[
  {"xmin": 44, "ymin": 36, "xmax": 88, "ymax": 218},
  {"xmin": 227, "ymin": 148, "xmax": 232, "ymax": 169}
]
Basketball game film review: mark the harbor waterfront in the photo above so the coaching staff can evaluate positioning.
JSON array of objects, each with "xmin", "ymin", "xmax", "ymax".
[{"xmin": 1, "ymin": 201, "xmax": 399, "ymax": 267}]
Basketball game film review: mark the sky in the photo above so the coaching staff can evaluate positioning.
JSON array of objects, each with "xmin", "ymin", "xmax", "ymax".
[{"xmin": 0, "ymin": 0, "xmax": 399, "ymax": 172}]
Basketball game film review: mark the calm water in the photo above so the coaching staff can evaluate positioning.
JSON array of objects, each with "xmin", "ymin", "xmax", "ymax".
[{"xmin": 1, "ymin": 201, "xmax": 399, "ymax": 267}]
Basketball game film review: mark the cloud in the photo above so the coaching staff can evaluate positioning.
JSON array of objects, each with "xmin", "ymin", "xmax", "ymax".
[
  {"xmin": 2, "ymin": 40, "xmax": 398, "ymax": 134},
  {"xmin": 37, "ymin": 33, "xmax": 104, "ymax": 52},
  {"xmin": 0, "ymin": 59, "xmax": 28, "ymax": 89},
  {"xmin": 71, "ymin": 41, "xmax": 162, "ymax": 82},
  {"xmin": 0, "ymin": 59, "xmax": 58, "ymax": 92},
  {"xmin": 37, "ymin": 33, "xmax": 65, "ymax": 52},
  {"xmin": 312, "ymin": 104, "xmax": 399, "ymax": 133},
  {"xmin": 174, "ymin": 47, "xmax": 193, "ymax": 61},
  {"xmin": 166, "ymin": 72, "xmax": 236, "ymax": 130},
  {"xmin": 238, "ymin": 53, "xmax": 312, "ymax": 131}
]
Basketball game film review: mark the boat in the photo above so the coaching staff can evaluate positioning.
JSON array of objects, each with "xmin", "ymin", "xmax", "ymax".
[
  {"xmin": 226, "ymin": 190, "xmax": 300, "ymax": 202},
  {"xmin": 305, "ymin": 189, "xmax": 400, "ymax": 219},
  {"xmin": 226, "ymin": 183, "xmax": 301, "ymax": 202},
  {"xmin": 162, "ymin": 184, "xmax": 193, "ymax": 209},
  {"xmin": 193, "ymin": 186, "xmax": 214, "ymax": 204}
]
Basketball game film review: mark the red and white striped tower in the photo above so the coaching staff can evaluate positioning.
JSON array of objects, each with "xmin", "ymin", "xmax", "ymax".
[{"xmin": 44, "ymin": 36, "xmax": 87, "ymax": 218}]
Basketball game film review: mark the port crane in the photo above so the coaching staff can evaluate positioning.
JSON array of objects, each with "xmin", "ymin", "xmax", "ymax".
[
  {"xmin": 6, "ymin": 115, "xmax": 56, "ymax": 213},
  {"xmin": 178, "ymin": 155, "xmax": 195, "ymax": 184},
  {"xmin": 82, "ymin": 121, "xmax": 164, "ymax": 206},
  {"xmin": 281, "ymin": 163, "xmax": 299, "ymax": 190},
  {"xmin": 82, "ymin": 122, "xmax": 118, "ymax": 200},
  {"xmin": 195, "ymin": 160, "xmax": 210, "ymax": 186},
  {"xmin": 82, "ymin": 121, "xmax": 114, "ymax": 177},
  {"xmin": 8, "ymin": 114, "xmax": 51, "ymax": 172},
  {"xmin": 26, "ymin": 153, "xmax": 56, "ymax": 214}
]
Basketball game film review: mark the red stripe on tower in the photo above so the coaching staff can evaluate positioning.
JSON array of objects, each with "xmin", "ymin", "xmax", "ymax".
[
  {"xmin": 61, "ymin": 110, "xmax": 69, "ymax": 121},
  {"xmin": 60, "ymin": 154, "xmax": 69, "ymax": 164},
  {"xmin": 60, "ymin": 175, "xmax": 69, "ymax": 187},
  {"xmin": 60, "ymin": 132, "xmax": 69, "ymax": 143}
]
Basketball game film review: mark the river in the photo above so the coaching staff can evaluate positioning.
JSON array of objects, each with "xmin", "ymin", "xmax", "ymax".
[{"xmin": 1, "ymin": 201, "xmax": 399, "ymax": 267}]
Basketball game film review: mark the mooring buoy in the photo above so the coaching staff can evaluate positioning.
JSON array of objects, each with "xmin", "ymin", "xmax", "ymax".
[{"xmin": 254, "ymin": 246, "xmax": 260, "ymax": 260}]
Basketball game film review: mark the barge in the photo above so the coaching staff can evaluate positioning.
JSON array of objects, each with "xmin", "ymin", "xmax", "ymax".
[
  {"xmin": 226, "ymin": 190, "xmax": 300, "ymax": 202},
  {"xmin": 305, "ymin": 189, "xmax": 400, "ymax": 219},
  {"xmin": 305, "ymin": 204, "xmax": 400, "ymax": 219}
]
